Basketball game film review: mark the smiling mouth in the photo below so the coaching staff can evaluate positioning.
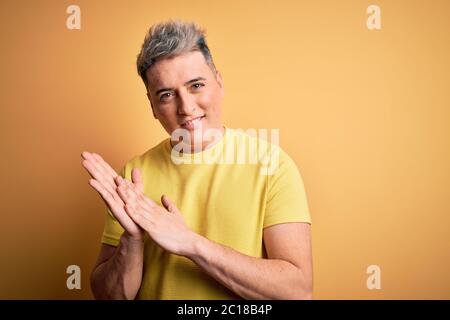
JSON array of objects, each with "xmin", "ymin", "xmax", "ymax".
[{"xmin": 180, "ymin": 115, "xmax": 205, "ymax": 128}]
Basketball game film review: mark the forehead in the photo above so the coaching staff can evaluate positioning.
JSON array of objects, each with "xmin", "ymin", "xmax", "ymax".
[{"xmin": 145, "ymin": 51, "xmax": 212, "ymax": 89}]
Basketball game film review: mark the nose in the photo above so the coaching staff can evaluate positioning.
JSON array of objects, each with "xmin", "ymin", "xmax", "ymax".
[{"xmin": 177, "ymin": 90, "xmax": 196, "ymax": 116}]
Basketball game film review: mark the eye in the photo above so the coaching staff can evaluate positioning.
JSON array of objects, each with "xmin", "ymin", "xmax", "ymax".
[
  {"xmin": 159, "ymin": 92, "xmax": 173, "ymax": 102},
  {"xmin": 192, "ymin": 82, "xmax": 205, "ymax": 90}
]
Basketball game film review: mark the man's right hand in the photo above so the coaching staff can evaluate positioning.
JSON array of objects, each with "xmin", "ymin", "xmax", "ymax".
[{"xmin": 81, "ymin": 151, "xmax": 146, "ymax": 241}]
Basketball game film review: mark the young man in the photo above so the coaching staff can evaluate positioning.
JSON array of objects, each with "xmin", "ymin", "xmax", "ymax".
[{"xmin": 82, "ymin": 20, "xmax": 313, "ymax": 300}]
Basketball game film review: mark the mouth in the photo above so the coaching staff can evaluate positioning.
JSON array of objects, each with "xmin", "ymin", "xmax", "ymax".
[{"xmin": 180, "ymin": 115, "xmax": 205, "ymax": 129}]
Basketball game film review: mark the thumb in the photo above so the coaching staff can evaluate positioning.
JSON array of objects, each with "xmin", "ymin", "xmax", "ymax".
[
  {"xmin": 131, "ymin": 168, "xmax": 144, "ymax": 190},
  {"xmin": 161, "ymin": 194, "xmax": 178, "ymax": 213}
]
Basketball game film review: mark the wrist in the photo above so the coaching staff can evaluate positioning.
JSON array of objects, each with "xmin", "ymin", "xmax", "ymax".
[
  {"xmin": 115, "ymin": 232, "xmax": 144, "ymax": 275},
  {"xmin": 185, "ymin": 232, "xmax": 208, "ymax": 260},
  {"xmin": 121, "ymin": 232, "xmax": 145, "ymax": 249}
]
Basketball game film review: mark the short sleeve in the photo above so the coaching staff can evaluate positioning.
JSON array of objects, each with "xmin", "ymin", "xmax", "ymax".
[
  {"xmin": 263, "ymin": 150, "xmax": 311, "ymax": 228},
  {"xmin": 100, "ymin": 165, "xmax": 128, "ymax": 247}
]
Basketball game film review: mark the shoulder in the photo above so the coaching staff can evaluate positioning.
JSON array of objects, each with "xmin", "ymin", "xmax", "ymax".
[
  {"xmin": 225, "ymin": 127, "xmax": 300, "ymax": 176},
  {"xmin": 120, "ymin": 138, "xmax": 170, "ymax": 178}
]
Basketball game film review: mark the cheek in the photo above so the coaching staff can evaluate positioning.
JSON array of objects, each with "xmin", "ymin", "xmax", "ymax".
[
  {"xmin": 198, "ymin": 90, "xmax": 222, "ymax": 114},
  {"xmin": 157, "ymin": 107, "xmax": 179, "ymax": 124}
]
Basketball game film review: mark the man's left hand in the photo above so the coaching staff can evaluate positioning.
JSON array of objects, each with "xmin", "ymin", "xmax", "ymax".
[{"xmin": 114, "ymin": 173, "xmax": 199, "ymax": 257}]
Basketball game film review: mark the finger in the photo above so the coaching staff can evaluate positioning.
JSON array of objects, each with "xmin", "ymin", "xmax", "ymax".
[
  {"xmin": 119, "ymin": 181, "xmax": 142, "ymax": 211},
  {"xmin": 100, "ymin": 194, "xmax": 143, "ymax": 232},
  {"xmin": 123, "ymin": 178, "xmax": 157, "ymax": 210},
  {"xmin": 89, "ymin": 179, "xmax": 115, "ymax": 206},
  {"xmin": 124, "ymin": 201, "xmax": 137, "ymax": 214},
  {"xmin": 125, "ymin": 178, "xmax": 156, "ymax": 208},
  {"xmin": 81, "ymin": 152, "xmax": 117, "ymax": 192},
  {"xmin": 92, "ymin": 153, "xmax": 119, "ymax": 180},
  {"xmin": 114, "ymin": 175, "xmax": 125, "ymax": 187},
  {"xmin": 82, "ymin": 159, "xmax": 116, "ymax": 195},
  {"xmin": 135, "ymin": 193, "xmax": 154, "ymax": 211},
  {"xmin": 114, "ymin": 176, "xmax": 137, "ymax": 193},
  {"xmin": 126, "ymin": 175, "xmax": 144, "ymax": 197},
  {"xmin": 142, "ymin": 194, "xmax": 157, "ymax": 208},
  {"xmin": 85, "ymin": 167, "xmax": 141, "ymax": 236},
  {"xmin": 125, "ymin": 203, "xmax": 149, "ymax": 228},
  {"xmin": 131, "ymin": 168, "xmax": 144, "ymax": 190},
  {"xmin": 161, "ymin": 194, "xmax": 178, "ymax": 213},
  {"xmin": 115, "ymin": 176, "xmax": 139, "ymax": 195},
  {"xmin": 84, "ymin": 155, "xmax": 124, "ymax": 204},
  {"xmin": 89, "ymin": 179, "xmax": 128, "ymax": 220},
  {"xmin": 124, "ymin": 178, "xmax": 142, "ymax": 198},
  {"xmin": 116, "ymin": 183, "xmax": 137, "ymax": 204},
  {"xmin": 81, "ymin": 151, "xmax": 90, "ymax": 160},
  {"xmin": 131, "ymin": 202, "xmax": 153, "ymax": 221},
  {"xmin": 89, "ymin": 153, "xmax": 118, "ymax": 191}
]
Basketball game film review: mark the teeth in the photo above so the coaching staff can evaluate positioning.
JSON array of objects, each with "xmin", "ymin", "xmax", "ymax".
[{"xmin": 183, "ymin": 116, "xmax": 202, "ymax": 126}]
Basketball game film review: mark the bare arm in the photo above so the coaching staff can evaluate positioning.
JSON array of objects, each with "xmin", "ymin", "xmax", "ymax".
[
  {"xmin": 189, "ymin": 222, "xmax": 313, "ymax": 300},
  {"xmin": 115, "ymin": 176, "xmax": 313, "ymax": 300},
  {"xmin": 90, "ymin": 234, "xmax": 144, "ymax": 300},
  {"xmin": 85, "ymin": 155, "xmax": 312, "ymax": 299},
  {"xmin": 81, "ymin": 151, "xmax": 146, "ymax": 299}
]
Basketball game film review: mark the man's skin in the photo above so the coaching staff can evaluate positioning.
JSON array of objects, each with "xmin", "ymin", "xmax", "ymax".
[{"xmin": 82, "ymin": 51, "xmax": 313, "ymax": 299}]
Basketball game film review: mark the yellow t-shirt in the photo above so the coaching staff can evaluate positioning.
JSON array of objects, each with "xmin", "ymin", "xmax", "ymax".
[{"xmin": 101, "ymin": 127, "xmax": 311, "ymax": 299}]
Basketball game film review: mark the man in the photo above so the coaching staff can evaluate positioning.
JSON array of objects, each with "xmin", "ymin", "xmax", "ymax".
[{"xmin": 81, "ymin": 20, "xmax": 313, "ymax": 300}]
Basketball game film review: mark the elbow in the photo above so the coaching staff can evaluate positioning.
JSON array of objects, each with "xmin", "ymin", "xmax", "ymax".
[
  {"xmin": 288, "ymin": 287, "xmax": 313, "ymax": 300},
  {"xmin": 90, "ymin": 268, "xmax": 138, "ymax": 300},
  {"xmin": 90, "ymin": 270, "xmax": 104, "ymax": 300},
  {"xmin": 288, "ymin": 270, "xmax": 313, "ymax": 300},
  {"xmin": 90, "ymin": 267, "xmax": 113, "ymax": 300},
  {"xmin": 296, "ymin": 289, "xmax": 313, "ymax": 300}
]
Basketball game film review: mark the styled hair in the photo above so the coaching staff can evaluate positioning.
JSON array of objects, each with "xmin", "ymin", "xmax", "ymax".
[{"xmin": 136, "ymin": 20, "xmax": 217, "ymax": 87}]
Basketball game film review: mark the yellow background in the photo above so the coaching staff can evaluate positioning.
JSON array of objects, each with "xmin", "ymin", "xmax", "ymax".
[{"xmin": 0, "ymin": 0, "xmax": 449, "ymax": 299}]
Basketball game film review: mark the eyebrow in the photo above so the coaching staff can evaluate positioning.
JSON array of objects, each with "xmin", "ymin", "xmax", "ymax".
[{"xmin": 155, "ymin": 77, "xmax": 206, "ymax": 96}]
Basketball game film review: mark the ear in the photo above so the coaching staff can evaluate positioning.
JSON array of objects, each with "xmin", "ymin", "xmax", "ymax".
[
  {"xmin": 215, "ymin": 70, "xmax": 225, "ymax": 97},
  {"xmin": 146, "ymin": 91, "xmax": 157, "ymax": 119}
]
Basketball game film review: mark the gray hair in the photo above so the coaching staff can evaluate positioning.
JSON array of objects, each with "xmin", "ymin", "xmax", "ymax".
[{"xmin": 136, "ymin": 20, "xmax": 217, "ymax": 88}]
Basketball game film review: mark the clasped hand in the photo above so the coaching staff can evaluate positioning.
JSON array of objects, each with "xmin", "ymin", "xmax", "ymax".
[{"xmin": 81, "ymin": 151, "xmax": 197, "ymax": 256}]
